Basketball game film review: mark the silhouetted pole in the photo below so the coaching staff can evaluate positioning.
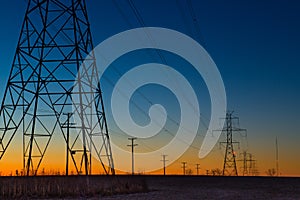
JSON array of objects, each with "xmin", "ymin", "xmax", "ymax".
[
  {"xmin": 127, "ymin": 138, "xmax": 138, "ymax": 175},
  {"xmin": 276, "ymin": 137, "xmax": 279, "ymax": 176},
  {"xmin": 66, "ymin": 113, "xmax": 70, "ymax": 176},
  {"xmin": 64, "ymin": 113, "xmax": 72, "ymax": 176},
  {"xmin": 181, "ymin": 162, "xmax": 187, "ymax": 175},
  {"xmin": 196, "ymin": 164, "xmax": 200, "ymax": 175},
  {"xmin": 161, "ymin": 155, "xmax": 168, "ymax": 175}
]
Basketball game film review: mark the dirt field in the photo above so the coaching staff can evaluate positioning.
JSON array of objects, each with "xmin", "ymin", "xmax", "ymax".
[{"xmin": 102, "ymin": 176, "xmax": 300, "ymax": 200}]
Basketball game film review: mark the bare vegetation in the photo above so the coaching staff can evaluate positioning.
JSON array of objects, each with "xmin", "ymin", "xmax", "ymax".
[{"xmin": 0, "ymin": 175, "xmax": 148, "ymax": 199}]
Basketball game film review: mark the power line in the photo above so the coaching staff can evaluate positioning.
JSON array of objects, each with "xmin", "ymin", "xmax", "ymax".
[
  {"xmin": 125, "ymin": 0, "xmax": 209, "ymax": 124},
  {"xmin": 102, "ymin": 70, "xmax": 205, "ymax": 151},
  {"xmin": 106, "ymin": 0, "xmax": 212, "ymax": 150},
  {"xmin": 112, "ymin": 0, "xmax": 135, "ymax": 28},
  {"xmin": 175, "ymin": 0, "xmax": 195, "ymax": 39},
  {"xmin": 103, "ymin": 1, "xmax": 217, "ymax": 169},
  {"xmin": 186, "ymin": 0, "xmax": 207, "ymax": 47}
]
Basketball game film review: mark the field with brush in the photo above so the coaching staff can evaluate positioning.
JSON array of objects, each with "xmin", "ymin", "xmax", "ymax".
[
  {"xmin": 1, "ymin": 175, "xmax": 300, "ymax": 199},
  {"xmin": 0, "ymin": 175, "xmax": 147, "ymax": 199}
]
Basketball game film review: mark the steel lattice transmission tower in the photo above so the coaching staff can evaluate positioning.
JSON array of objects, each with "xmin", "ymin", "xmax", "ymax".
[
  {"xmin": 237, "ymin": 151, "xmax": 251, "ymax": 176},
  {"xmin": 219, "ymin": 112, "xmax": 246, "ymax": 176},
  {"xmin": 0, "ymin": 0, "xmax": 114, "ymax": 175}
]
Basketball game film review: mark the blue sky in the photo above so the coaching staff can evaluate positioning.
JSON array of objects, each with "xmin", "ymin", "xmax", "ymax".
[{"xmin": 0, "ymin": 0, "xmax": 299, "ymax": 175}]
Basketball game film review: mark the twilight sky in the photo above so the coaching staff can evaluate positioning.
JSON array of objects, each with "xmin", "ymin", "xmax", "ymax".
[{"xmin": 0, "ymin": 0, "xmax": 299, "ymax": 176}]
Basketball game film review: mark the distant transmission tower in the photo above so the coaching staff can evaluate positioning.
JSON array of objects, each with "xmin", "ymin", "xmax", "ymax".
[
  {"xmin": 249, "ymin": 155, "xmax": 259, "ymax": 176},
  {"xmin": 237, "ymin": 151, "xmax": 255, "ymax": 176},
  {"xmin": 219, "ymin": 112, "xmax": 246, "ymax": 176},
  {"xmin": 241, "ymin": 151, "xmax": 248, "ymax": 176},
  {"xmin": 247, "ymin": 153, "xmax": 256, "ymax": 176},
  {"xmin": 0, "ymin": 0, "xmax": 114, "ymax": 175}
]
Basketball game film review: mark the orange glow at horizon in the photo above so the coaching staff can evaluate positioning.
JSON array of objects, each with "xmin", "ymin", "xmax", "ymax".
[{"xmin": 1, "ymin": 132, "xmax": 300, "ymax": 177}]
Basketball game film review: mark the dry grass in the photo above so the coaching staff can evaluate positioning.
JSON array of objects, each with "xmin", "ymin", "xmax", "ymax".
[{"xmin": 0, "ymin": 175, "xmax": 148, "ymax": 199}]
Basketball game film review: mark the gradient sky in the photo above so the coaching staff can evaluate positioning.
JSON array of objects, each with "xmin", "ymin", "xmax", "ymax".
[{"xmin": 0, "ymin": 0, "xmax": 299, "ymax": 176}]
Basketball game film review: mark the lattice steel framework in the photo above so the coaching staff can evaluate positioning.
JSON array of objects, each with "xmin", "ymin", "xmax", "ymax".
[
  {"xmin": 0, "ymin": 0, "xmax": 114, "ymax": 175},
  {"xmin": 219, "ymin": 112, "xmax": 244, "ymax": 176}
]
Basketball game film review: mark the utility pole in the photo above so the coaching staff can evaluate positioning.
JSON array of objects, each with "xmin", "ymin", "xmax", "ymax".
[
  {"xmin": 161, "ymin": 155, "xmax": 168, "ymax": 175},
  {"xmin": 218, "ymin": 111, "xmax": 246, "ymax": 176},
  {"xmin": 196, "ymin": 164, "xmax": 200, "ymax": 175},
  {"xmin": 65, "ymin": 113, "xmax": 71, "ymax": 176},
  {"xmin": 276, "ymin": 137, "xmax": 279, "ymax": 176},
  {"xmin": 62, "ymin": 113, "xmax": 77, "ymax": 176},
  {"xmin": 181, "ymin": 162, "xmax": 187, "ymax": 175},
  {"xmin": 127, "ymin": 138, "xmax": 138, "ymax": 175}
]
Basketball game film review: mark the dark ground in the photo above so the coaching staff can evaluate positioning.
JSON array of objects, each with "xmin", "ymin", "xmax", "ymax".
[
  {"xmin": 101, "ymin": 175, "xmax": 300, "ymax": 200},
  {"xmin": 1, "ymin": 175, "xmax": 300, "ymax": 199}
]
